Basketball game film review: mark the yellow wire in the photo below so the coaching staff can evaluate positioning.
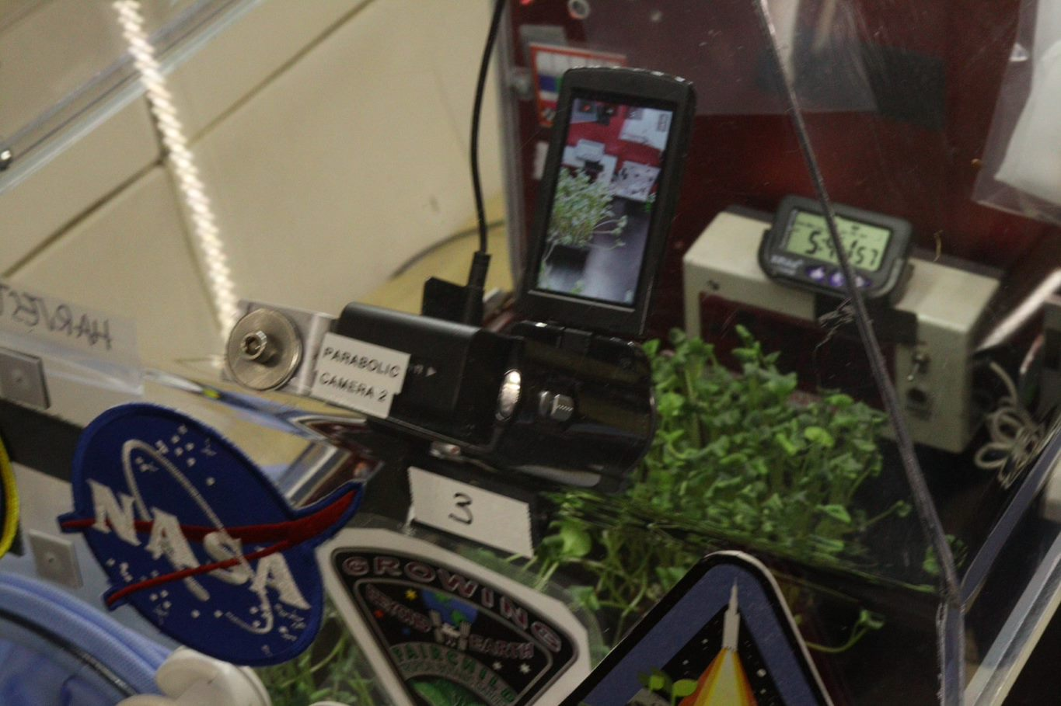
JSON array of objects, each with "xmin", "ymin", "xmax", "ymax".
[{"xmin": 0, "ymin": 434, "xmax": 18, "ymax": 558}]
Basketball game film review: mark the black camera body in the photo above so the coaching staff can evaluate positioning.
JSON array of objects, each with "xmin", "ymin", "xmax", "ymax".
[
  {"xmin": 333, "ymin": 67, "xmax": 692, "ymax": 490},
  {"xmin": 226, "ymin": 68, "xmax": 693, "ymax": 492},
  {"xmin": 334, "ymin": 304, "xmax": 654, "ymax": 493}
]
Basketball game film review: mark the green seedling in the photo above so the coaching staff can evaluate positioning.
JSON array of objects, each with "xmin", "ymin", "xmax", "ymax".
[{"xmin": 525, "ymin": 327, "xmax": 911, "ymax": 649}]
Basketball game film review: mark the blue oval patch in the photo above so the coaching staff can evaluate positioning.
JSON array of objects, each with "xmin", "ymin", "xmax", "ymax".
[{"xmin": 59, "ymin": 403, "xmax": 360, "ymax": 666}]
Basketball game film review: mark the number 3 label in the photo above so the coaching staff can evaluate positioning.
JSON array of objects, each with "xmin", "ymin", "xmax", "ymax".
[
  {"xmin": 408, "ymin": 467, "xmax": 534, "ymax": 557},
  {"xmin": 449, "ymin": 493, "xmax": 473, "ymax": 525}
]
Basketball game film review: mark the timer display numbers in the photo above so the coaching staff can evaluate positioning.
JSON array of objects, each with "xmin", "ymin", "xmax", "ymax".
[
  {"xmin": 761, "ymin": 195, "xmax": 914, "ymax": 301},
  {"xmin": 783, "ymin": 210, "xmax": 892, "ymax": 272}
]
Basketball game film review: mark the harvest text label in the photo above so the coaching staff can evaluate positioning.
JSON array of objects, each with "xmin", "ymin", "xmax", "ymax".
[{"xmin": 0, "ymin": 279, "xmax": 138, "ymax": 365}]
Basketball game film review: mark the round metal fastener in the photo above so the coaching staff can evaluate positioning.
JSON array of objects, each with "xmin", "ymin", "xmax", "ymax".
[
  {"xmin": 225, "ymin": 308, "xmax": 302, "ymax": 391},
  {"xmin": 567, "ymin": 0, "xmax": 590, "ymax": 20}
]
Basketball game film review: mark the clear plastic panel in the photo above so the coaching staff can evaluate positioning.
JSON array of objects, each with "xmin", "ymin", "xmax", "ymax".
[
  {"xmin": 0, "ymin": 0, "xmax": 251, "ymax": 188},
  {"xmin": 500, "ymin": 1, "xmax": 943, "ymax": 703},
  {"xmin": 759, "ymin": 1, "xmax": 1061, "ymax": 703},
  {"xmin": 0, "ymin": 0, "xmax": 1003, "ymax": 702}
]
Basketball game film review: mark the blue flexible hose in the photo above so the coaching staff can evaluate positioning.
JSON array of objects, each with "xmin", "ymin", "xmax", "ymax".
[{"xmin": 0, "ymin": 573, "xmax": 169, "ymax": 699}]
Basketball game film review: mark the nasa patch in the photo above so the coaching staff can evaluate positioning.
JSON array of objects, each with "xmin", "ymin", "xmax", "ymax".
[
  {"xmin": 0, "ymin": 434, "xmax": 18, "ymax": 559},
  {"xmin": 58, "ymin": 403, "xmax": 361, "ymax": 666}
]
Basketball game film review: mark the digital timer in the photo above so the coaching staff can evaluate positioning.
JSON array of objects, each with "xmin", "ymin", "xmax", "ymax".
[{"xmin": 759, "ymin": 195, "xmax": 914, "ymax": 302}]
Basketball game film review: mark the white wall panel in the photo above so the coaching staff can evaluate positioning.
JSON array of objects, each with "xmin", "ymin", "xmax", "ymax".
[
  {"xmin": 190, "ymin": 0, "xmax": 503, "ymax": 316},
  {"xmin": 11, "ymin": 167, "xmax": 220, "ymax": 365},
  {"xmin": 166, "ymin": 0, "xmax": 372, "ymax": 139},
  {"xmin": 0, "ymin": 99, "xmax": 159, "ymax": 273},
  {"xmin": 5, "ymin": 0, "xmax": 503, "ymax": 363}
]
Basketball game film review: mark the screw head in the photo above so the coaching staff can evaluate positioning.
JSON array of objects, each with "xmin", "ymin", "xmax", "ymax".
[
  {"xmin": 239, "ymin": 330, "xmax": 271, "ymax": 362},
  {"xmin": 0, "ymin": 148, "xmax": 12, "ymax": 171},
  {"xmin": 225, "ymin": 308, "xmax": 303, "ymax": 391},
  {"xmin": 567, "ymin": 0, "xmax": 590, "ymax": 20}
]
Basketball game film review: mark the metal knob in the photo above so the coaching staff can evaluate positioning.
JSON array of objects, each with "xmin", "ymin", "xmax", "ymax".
[
  {"xmin": 225, "ymin": 308, "xmax": 303, "ymax": 391},
  {"xmin": 496, "ymin": 370, "xmax": 522, "ymax": 421},
  {"xmin": 906, "ymin": 351, "xmax": 930, "ymax": 382},
  {"xmin": 538, "ymin": 391, "xmax": 575, "ymax": 422},
  {"xmin": 239, "ymin": 330, "xmax": 273, "ymax": 362}
]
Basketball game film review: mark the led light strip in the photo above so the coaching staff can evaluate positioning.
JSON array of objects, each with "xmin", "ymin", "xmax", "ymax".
[{"xmin": 113, "ymin": 0, "xmax": 239, "ymax": 335}]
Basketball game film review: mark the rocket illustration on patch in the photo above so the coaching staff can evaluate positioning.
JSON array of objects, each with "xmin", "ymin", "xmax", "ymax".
[
  {"xmin": 670, "ymin": 584, "xmax": 761, "ymax": 705},
  {"xmin": 564, "ymin": 552, "xmax": 831, "ymax": 706}
]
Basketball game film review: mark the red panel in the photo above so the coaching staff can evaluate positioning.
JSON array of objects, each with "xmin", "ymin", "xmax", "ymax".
[{"xmin": 506, "ymin": 0, "xmax": 1058, "ymax": 337}]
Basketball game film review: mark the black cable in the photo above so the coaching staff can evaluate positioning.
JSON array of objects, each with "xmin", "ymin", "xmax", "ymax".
[
  {"xmin": 469, "ymin": 0, "xmax": 508, "ymax": 259},
  {"xmin": 453, "ymin": 0, "xmax": 507, "ymax": 324},
  {"xmin": 392, "ymin": 219, "xmax": 505, "ymax": 278}
]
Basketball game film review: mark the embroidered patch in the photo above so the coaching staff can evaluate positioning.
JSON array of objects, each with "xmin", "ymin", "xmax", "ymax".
[
  {"xmin": 562, "ymin": 552, "xmax": 833, "ymax": 705},
  {"xmin": 322, "ymin": 528, "xmax": 591, "ymax": 706},
  {"xmin": 58, "ymin": 403, "xmax": 360, "ymax": 666},
  {"xmin": 0, "ymin": 435, "xmax": 18, "ymax": 559}
]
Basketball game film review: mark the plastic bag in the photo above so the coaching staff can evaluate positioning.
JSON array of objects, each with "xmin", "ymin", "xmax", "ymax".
[{"xmin": 975, "ymin": 0, "xmax": 1061, "ymax": 224}]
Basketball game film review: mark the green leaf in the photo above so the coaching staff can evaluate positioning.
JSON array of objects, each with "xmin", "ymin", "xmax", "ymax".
[
  {"xmin": 660, "ymin": 429, "xmax": 685, "ymax": 445},
  {"xmin": 775, "ymin": 433, "xmax": 800, "ymax": 456},
  {"xmin": 818, "ymin": 504, "xmax": 852, "ymax": 524},
  {"xmin": 922, "ymin": 547, "xmax": 939, "ymax": 576},
  {"xmin": 813, "ymin": 536, "xmax": 846, "ymax": 553},
  {"xmin": 672, "ymin": 679, "xmax": 699, "ymax": 698},
  {"xmin": 804, "ymin": 426, "xmax": 836, "ymax": 448},
  {"xmin": 825, "ymin": 393, "xmax": 854, "ymax": 408},
  {"xmin": 655, "ymin": 566, "xmax": 688, "ymax": 589},
  {"xmin": 683, "ymin": 336, "xmax": 713, "ymax": 360},
  {"xmin": 568, "ymin": 585, "xmax": 600, "ymax": 611},
  {"xmin": 657, "ymin": 392, "xmax": 685, "ymax": 419},
  {"xmin": 732, "ymin": 347, "xmax": 758, "ymax": 364},
  {"xmin": 858, "ymin": 609, "xmax": 886, "ymax": 631},
  {"xmin": 852, "ymin": 438, "xmax": 878, "ymax": 453},
  {"xmin": 720, "ymin": 452, "xmax": 749, "ymax": 467},
  {"xmin": 552, "ymin": 519, "xmax": 593, "ymax": 558},
  {"xmin": 765, "ymin": 373, "xmax": 798, "ymax": 397}
]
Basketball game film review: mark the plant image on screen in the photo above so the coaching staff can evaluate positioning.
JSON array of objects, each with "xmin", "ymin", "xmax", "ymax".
[
  {"xmin": 539, "ymin": 167, "xmax": 629, "ymax": 297},
  {"xmin": 536, "ymin": 98, "xmax": 674, "ymax": 305}
]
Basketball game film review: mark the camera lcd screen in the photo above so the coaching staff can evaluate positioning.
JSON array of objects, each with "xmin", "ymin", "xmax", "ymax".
[{"xmin": 533, "ymin": 96, "xmax": 676, "ymax": 307}]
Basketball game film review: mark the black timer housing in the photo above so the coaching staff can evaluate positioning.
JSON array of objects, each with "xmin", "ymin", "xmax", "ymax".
[{"xmin": 760, "ymin": 195, "xmax": 914, "ymax": 303}]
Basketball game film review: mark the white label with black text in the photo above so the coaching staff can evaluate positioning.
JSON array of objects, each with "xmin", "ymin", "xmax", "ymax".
[
  {"xmin": 408, "ymin": 466, "xmax": 535, "ymax": 557},
  {"xmin": 310, "ymin": 333, "xmax": 410, "ymax": 417},
  {"xmin": 0, "ymin": 278, "xmax": 139, "ymax": 367}
]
